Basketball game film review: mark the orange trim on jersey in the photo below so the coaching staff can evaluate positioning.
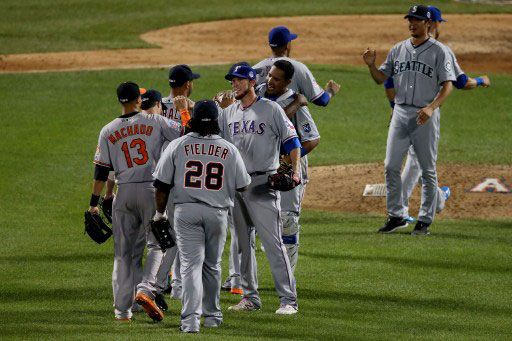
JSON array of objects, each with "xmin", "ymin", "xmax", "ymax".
[{"xmin": 93, "ymin": 160, "xmax": 112, "ymax": 168}]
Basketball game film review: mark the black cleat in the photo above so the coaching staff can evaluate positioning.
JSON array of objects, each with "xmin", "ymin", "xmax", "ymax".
[
  {"xmin": 411, "ymin": 221, "xmax": 431, "ymax": 236},
  {"xmin": 378, "ymin": 216, "xmax": 408, "ymax": 233},
  {"xmin": 155, "ymin": 292, "xmax": 168, "ymax": 311}
]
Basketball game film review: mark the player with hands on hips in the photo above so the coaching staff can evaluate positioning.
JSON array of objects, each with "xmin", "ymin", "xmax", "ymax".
[
  {"xmin": 218, "ymin": 64, "xmax": 300, "ymax": 314},
  {"xmin": 153, "ymin": 99, "xmax": 251, "ymax": 333},
  {"xmin": 363, "ymin": 5, "xmax": 455, "ymax": 236},
  {"xmin": 88, "ymin": 81, "xmax": 182, "ymax": 321},
  {"xmin": 254, "ymin": 26, "xmax": 340, "ymax": 107}
]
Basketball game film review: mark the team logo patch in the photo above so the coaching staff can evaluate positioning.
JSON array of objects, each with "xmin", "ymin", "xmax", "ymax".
[
  {"xmin": 468, "ymin": 178, "xmax": 511, "ymax": 193},
  {"xmin": 302, "ymin": 123, "xmax": 311, "ymax": 133},
  {"xmin": 445, "ymin": 61, "xmax": 452, "ymax": 72}
]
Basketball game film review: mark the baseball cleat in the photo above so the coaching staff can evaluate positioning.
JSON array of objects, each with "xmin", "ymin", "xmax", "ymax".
[
  {"xmin": 405, "ymin": 216, "xmax": 415, "ymax": 223},
  {"xmin": 378, "ymin": 216, "xmax": 408, "ymax": 233},
  {"xmin": 154, "ymin": 292, "xmax": 168, "ymax": 311},
  {"xmin": 275, "ymin": 304, "xmax": 298, "ymax": 315},
  {"xmin": 411, "ymin": 221, "xmax": 431, "ymax": 236},
  {"xmin": 135, "ymin": 293, "xmax": 164, "ymax": 322},
  {"xmin": 228, "ymin": 298, "xmax": 259, "ymax": 311},
  {"xmin": 230, "ymin": 287, "xmax": 243, "ymax": 295},
  {"xmin": 441, "ymin": 186, "xmax": 451, "ymax": 201},
  {"xmin": 221, "ymin": 276, "xmax": 232, "ymax": 291}
]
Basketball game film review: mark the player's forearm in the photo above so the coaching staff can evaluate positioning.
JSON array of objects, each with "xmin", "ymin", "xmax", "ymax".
[
  {"xmin": 155, "ymin": 188, "xmax": 170, "ymax": 214},
  {"xmin": 302, "ymin": 139, "xmax": 320, "ymax": 155},
  {"xmin": 283, "ymin": 97, "xmax": 303, "ymax": 119},
  {"xmin": 89, "ymin": 180, "xmax": 106, "ymax": 210},
  {"xmin": 105, "ymin": 178, "xmax": 115, "ymax": 199},
  {"xmin": 428, "ymin": 81, "xmax": 453, "ymax": 110},
  {"xmin": 368, "ymin": 64, "xmax": 387, "ymax": 85},
  {"xmin": 289, "ymin": 148, "xmax": 301, "ymax": 174}
]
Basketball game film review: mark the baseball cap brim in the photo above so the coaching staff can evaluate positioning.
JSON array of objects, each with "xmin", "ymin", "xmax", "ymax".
[
  {"xmin": 225, "ymin": 72, "xmax": 247, "ymax": 81},
  {"xmin": 191, "ymin": 73, "xmax": 200, "ymax": 80},
  {"xmin": 289, "ymin": 33, "xmax": 298, "ymax": 41},
  {"xmin": 404, "ymin": 14, "xmax": 429, "ymax": 20}
]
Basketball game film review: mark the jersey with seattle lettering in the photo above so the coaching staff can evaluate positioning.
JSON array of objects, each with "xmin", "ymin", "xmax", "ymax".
[
  {"xmin": 379, "ymin": 37, "xmax": 456, "ymax": 107},
  {"xmin": 444, "ymin": 45, "xmax": 464, "ymax": 78},
  {"xmin": 218, "ymin": 98, "xmax": 298, "ymax": 174},
  {"xmin": 153, "ymin": 132, "xmax": 251, "ymax": 208},
  {"xmin": 253, "ymin": 57, "xmax": 325, "ymax": 103},
  {"xmin": 94, "ymin": 112, "xmax": 182, "ymax": 184}
]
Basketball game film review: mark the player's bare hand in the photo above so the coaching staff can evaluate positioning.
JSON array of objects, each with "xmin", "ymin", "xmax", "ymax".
[
  {"xmin": 173, "ymin": 96, "xmax": 188, "ymax": 111},
  {"xmin": 416, "ymin": 107, "xmax": 433, "ymax": 125},
  {"xmin": 294, "ymin": 93, "xmax": 308, "ymax": 107},
  {"xmin": 88, "ymin": 206, "xmax": 100, "ymax": 215},
  {"xmin": 215, "ymin": 90, "xmax": 235, "ymax": 109},
  {"xmin": 363, "ymin": 48, "xmax": 376, "ymax": 66},
  {"xmin": 325, "ymin": 80, "xmax": 340, "ymax": 96},
  {"xmin": 481, "ymin": 75, "xmax": 491, "ymax": 88}
]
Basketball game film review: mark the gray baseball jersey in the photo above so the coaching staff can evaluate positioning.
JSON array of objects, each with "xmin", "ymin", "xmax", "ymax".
[
  {"xmin": 379, "ymin": 37, "xmax": 456, "ymax": 107},
  {"xmin": 444, "ymin": 45, "xmax": 464, "ymax": 78},
  {"xmin": 253, "ymin": 57, "xmax": 325, "ymax": 103},
  {"xmin": 94, "ymin": 112, "xmax": 182, "ymax": 183},
  {"xmin": 153, "ymin": 132, "xmax": 251, "ymax": 208},
  {"xmin": 162, "ymin": 97, "xmax": 182, "ymax": 124},
  {"xmin": 218, "ymin": 98, "xmax": 298, "ymax": 174}
]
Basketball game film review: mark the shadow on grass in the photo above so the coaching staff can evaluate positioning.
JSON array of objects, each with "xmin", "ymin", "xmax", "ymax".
[
  {"xmin": 300, "ymin": 251, "xmax": 512, "ymax": 274},
  {"xmin": 0, "ymin": 253, "xmax": 111, "ymax": 263},
  {"xmin": 2, "ymin": 286, "xmax": 111, "ymax": 302},
  {"xmin": 297, "ymin": 288, "xmax": 512, "ymax": 316}
]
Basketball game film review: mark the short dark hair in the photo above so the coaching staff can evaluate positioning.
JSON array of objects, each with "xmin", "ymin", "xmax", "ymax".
[
  {"xmin": 273, "ymin": 60, "xmax": 295, "ymax": 81},
  {"xmin": 187, "ymin": 118, "xmax": 220, "ymax": 137}
]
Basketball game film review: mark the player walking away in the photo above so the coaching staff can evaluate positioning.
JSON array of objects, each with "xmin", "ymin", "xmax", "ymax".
[
  {"xmin": 153, "ymin": 100, "xmax": 251, "ymax": 333},
  {"xmin": 253, "ymin": 26, "xmax": 340, "ymax": 107},
  {"xmin": 218, "ymin": 64, "xmax": 301, "ymax": 314},
  {"xmin": 363, "ymin": 5, "xmax": 456, "ymax": 236},
  {"xmin": 87, "ymin": 81, "xmax": 182, "ymax": 321},
  {"xmin": 382, "ymin": 5, "xmax": 491, "ymax": 226},
  {"xmin": 256, "ymin": 60, "xmax": 321, "ymax": 273}
]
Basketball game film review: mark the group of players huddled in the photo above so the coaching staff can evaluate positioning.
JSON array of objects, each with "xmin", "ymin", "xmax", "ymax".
[{"xmin": 87, "ymin": 5, "xmax": 489, "ymax": 333}]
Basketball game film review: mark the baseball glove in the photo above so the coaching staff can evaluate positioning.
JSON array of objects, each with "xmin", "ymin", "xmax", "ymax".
[
  {"xmin": 151, "ymin": 218, "xmax": 176, "ymax": 251},
  {"xmin": 100, "ymin": 197, "xmax": 113, "ymax": 224},
  {"xmin": 268, "ymin": 161, "xmax": 301, "ymax": 192},
  {"xmin": 84, "ymin": 211, "xmax": 112, "ymax": 244}
]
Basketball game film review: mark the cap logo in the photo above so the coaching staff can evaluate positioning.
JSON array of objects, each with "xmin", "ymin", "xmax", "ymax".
[
  {"xmin": 249, "ymin": 71, "xmax": 254, "ymax": 78},
  {"xmin": 412, "ymin": 6, "xmax": 417, "ymax": 13},
  {"xmin": 234, "ymin": 66, "xmax": 241, "ymax": 72},
  {"xmin": 427, "ymin": 11, "xmax": 431, "ymax": 19}
]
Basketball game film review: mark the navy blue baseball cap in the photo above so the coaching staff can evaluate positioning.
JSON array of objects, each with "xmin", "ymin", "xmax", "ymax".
[
  {"xmin": 141, "ymin": 89, "xmax": 162, "ymax": 110},
  {"xmin": 268, "ymin": 26, "xmax": 298, "ymax": 48},
  {"xmin": 404, "ymin": 5, "xmax": 431, "ymax": 21},
  {"xmin": 169, "ymin": 64, "xmax": 200, "ymax": 87},
  {"xmin": 428, "ymin": 6, "xmax": 447, "ymax": 22},
  {"xmin": 228, "ymin": 61, "xmax": 263, "ymax": 76},
  {"xmin": 117, "ymin": 81, "xmax": 140, "ymax": 103},
  {"xmin": 193, "ymin": 99, "xmax": 218, "ymax": 122},
  {"xmin": 225, "ymin": 64, "xmax": 257, "ymax": 81}
]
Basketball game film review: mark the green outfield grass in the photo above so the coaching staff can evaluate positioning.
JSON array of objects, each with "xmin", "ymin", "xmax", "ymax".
[
  {"xmin": 1, "ymin": 210, "xmax": 511, "ymax": 340},
  {"xmin": 1, "ymin": 0, "xmax": 512, "ymax": 54}
]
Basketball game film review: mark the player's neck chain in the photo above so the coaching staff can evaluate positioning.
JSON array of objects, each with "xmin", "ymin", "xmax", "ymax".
[{"xmin": 241, "ymin": 96, "xmax": 259, "ymax": 111}]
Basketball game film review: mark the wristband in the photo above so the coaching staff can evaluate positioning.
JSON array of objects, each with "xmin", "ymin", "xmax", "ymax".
[
  {"xmin": 300, "ymin": 146, "xmax": 307, "ymax": 157},
  {"xmin": 153, "ymin": 210, "xmax": 167, "ymax": 221},
  {"xmin": 90, "ymin": 194, "xmax": 100, "ymax": 207},
  {"xmin": 475, "ymin": 77, "xmax": 484, "ymax": 86},
  {"xmin": 389, "ymin": 100, "xmax": 395, "ymax": 109}
]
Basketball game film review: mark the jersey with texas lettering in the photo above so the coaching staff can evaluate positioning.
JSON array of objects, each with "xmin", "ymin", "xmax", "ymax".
[
  {"xmin": 218, "ymin": 98, "xmax": 298, "ymax": 174},
  {"xmin": 94, "ymin": 112, "xmax": 182, "ymax": 184},
  {"xmin": 379, "ymin": 37, "xmax": 456, "ymax": 107},
  {"xmin": 253, "ymin": 57, "xmax": 324, "ymax": 103},
  {"xmin": 154, "ymin": 133, "xmax": 251, "ymax": 208}
]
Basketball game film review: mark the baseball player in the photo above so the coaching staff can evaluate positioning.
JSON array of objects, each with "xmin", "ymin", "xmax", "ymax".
[
  {"xmin": 256, "ymin": 59, "xmax": 321, "ymax": 272},
  {"xmin": 383, "ymin": 6, "xmax": 491, "ymax": 224},
  {"xmin": 153, "ymin": 99, "xmax": 251, "ymax": 333},
  {"xmin": 155, "ymin": 65, "xmax": 201, "ymax": 302},
  {"xmin": 253, "ymin": 26, "xmax": 340, "ymax": 107},
  {"xmin": 88, "ymin": 81, "xmax": 182, "ymax": 321},
  {"xmin": 363, "ymin": 5, "xmax": 456, "ymax": 235},
  {"xmin": 218, "ymin": 64, "xmax": 300, "ymax": 314}
]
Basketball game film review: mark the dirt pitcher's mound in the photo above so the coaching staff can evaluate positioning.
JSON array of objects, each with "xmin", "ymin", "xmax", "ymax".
[
  {"xmin": 304, "ymin": 163, "xmax": 512, "ymax": 220},
  {"xmin": 1, "ymin": 14, "xmax": 511, "ymax": 73}
]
